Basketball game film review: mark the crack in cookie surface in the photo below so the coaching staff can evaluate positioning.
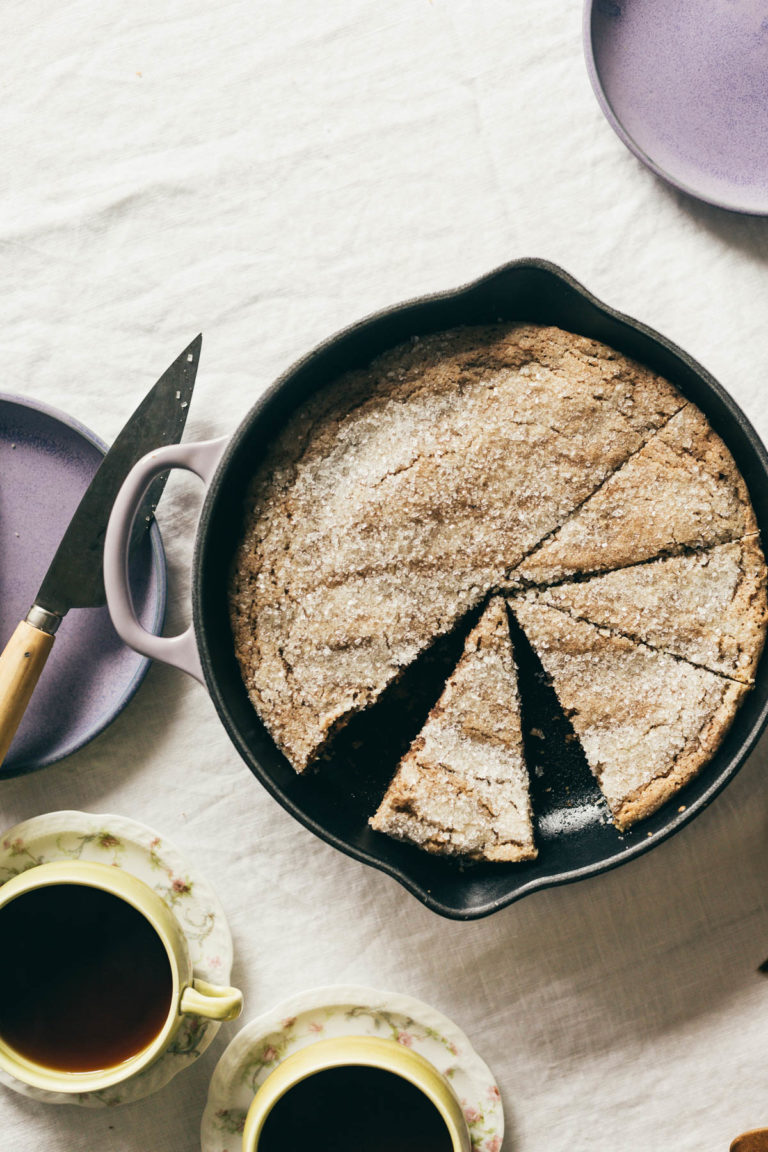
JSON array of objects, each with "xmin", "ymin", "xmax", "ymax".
[
  {"xmin": 512, "ymin": 537, "xmax": 768, "ymax": 685},
  {"xmin": 509, "ymin": 598, "xmax": 748, "ymax": 830},
  {"xmin": 507, "ymin": 403, "xmax": 758, "ymax": 588}
]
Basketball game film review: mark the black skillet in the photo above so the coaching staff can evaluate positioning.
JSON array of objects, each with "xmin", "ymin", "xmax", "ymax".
[{"xmin": 103, "ymin": 259, "xmax": 768, "ymax": 920}]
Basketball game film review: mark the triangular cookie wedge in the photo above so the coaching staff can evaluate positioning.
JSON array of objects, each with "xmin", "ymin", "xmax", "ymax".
[
  {"xmin": 529, "ymin": 537, "xmax": 768, "ymax": 683},
  {"xmin": 370, "ymin": 597, "xmax": 535, "ymax": 862},
  {"xmin": 510, "ymin": 599, "xmax": 747, "ymax": 830},
  {"xmin": 510, "ymin": 404, "xmax": 758, "ymax": 587}
]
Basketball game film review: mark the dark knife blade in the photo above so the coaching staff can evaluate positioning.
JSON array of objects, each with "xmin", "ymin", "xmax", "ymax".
[{"xmin": 35, "ymin": 334, "xmax": 201, "ymax": 621}]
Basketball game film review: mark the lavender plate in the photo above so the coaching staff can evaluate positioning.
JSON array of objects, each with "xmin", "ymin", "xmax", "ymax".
[
  {"xmin": 585, "ymin": 0, "xmax": 768, "ymax": 215},
  {"xmin": 0, "ymin": 395, "xmax": 166, "ymax": 778}
]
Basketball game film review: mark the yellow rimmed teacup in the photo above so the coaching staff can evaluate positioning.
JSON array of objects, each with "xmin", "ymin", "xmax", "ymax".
[
  {"xmin": 0, "ymin": 860, "xmax": 242, "ymax": 1094},
  {"xmin": 241, "ymin": 1034, "xmax": 471, "ymax": 1151}
]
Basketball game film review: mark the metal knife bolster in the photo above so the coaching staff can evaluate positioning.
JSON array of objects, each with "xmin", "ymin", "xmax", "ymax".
[{"xmin": 25, "ymin": 606, "xmax": 63, "ymax": 636}]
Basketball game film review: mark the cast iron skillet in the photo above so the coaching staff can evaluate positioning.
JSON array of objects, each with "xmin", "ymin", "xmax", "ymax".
[{"xmin": 104, "ymin": 259, "xmax": 768, "ymax": 920}]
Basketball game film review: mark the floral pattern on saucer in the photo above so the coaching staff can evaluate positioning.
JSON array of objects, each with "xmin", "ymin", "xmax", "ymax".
[
  {"xmin": 201, "ymin": 985, "xmax": 504, "ymax": 1152},
  {"xmin": 0, "ymin": 810, "xmax": 234, "ymax": 1108}
]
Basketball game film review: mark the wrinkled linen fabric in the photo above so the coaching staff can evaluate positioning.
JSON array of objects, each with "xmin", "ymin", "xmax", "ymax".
[{"xmin": 2, "ymin": 2, "xmax": 768, "ymax": 1150}]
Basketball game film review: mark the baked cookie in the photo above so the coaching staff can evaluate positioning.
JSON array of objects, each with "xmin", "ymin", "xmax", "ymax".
[
  {"xmin": 510, "ymin": 598, "xmax": 747, "ymax": 830},
  {"xmin": 370, "ymin": 598, "xmax": 535, "ymax": 861},
  {"xmin": 230, "ymin": 324, "xmax": 683, "ymax": 771},
  {"xmin": 511, "ymin": 403, "xmax": 757, "ymax": 587},
  {"xmin": 528, "ymin": 537, "xmax": 767, "ymax": 683}
]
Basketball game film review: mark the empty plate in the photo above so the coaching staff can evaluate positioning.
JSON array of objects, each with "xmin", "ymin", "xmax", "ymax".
[
  {"xmin": 0, "ymin": 395, "xmax": 166, "ymax": 777},
  {"xmin": 585, "ymin": 0, "xmax": 768, "ymax": 214}
]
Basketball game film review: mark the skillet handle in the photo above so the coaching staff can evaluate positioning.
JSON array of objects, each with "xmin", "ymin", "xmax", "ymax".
[{"xmin": 103, "ymin": 437, "xmax": 229, "ymax": 683}]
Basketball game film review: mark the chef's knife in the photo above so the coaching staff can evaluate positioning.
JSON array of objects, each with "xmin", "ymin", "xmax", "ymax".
[{"xmin": 0, "ymin": 334, "xmax": 202, "ymax": 767}]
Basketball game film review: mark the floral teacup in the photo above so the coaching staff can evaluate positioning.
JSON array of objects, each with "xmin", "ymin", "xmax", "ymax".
[
  {"xmin": 0, "ymin": 860, "xmax": 242, "ymax": 1094},
  {"xmin": 241, "ymin": 1034, "xmax": 471, "ymax": 1151}
]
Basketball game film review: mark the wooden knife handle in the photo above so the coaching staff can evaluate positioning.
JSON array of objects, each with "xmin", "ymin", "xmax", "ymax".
[
  {"xmin": 732, "ymin": 1129, "xmax": 768, "ymax": 1151},
  {"xmin": 0, "ymin": 621, "xmax": 55, "ymax": 767}
]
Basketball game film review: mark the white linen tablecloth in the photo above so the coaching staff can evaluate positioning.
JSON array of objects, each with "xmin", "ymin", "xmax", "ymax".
[{"xmin": 3, "ymin": 3, "xmax": 768, "ymax": 1148}]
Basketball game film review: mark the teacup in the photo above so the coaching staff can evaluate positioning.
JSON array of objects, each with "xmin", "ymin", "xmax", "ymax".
[
  {"xmin": 0, "ymin": 860, "xmax": 243, "ymax": 1093},
  {"xmin": 241, "ymin": 1034, "xmax": 471, "ymax": 1152}
]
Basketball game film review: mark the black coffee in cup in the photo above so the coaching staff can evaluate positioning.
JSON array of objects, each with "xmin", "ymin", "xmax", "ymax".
[
  {"xmin": 0, "ymin": 884, "xmax": 173, "ymax": 1072},
  {"xmin": 256, "ymin": 1063, "xmax": 454, "ymax": 1152}
]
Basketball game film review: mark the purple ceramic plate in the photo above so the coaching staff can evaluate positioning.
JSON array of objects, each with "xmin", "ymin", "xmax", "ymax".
[
  {"xmin": 585, "ymin": 0, "xmax": 768, "ymax": 215},
  {"xmin": 0, "ymin": 394, "xmax": 166, "ymax": 777}
]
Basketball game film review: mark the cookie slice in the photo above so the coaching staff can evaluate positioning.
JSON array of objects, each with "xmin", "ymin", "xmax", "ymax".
[
  {"xmin": 529, "ymin": 537, "xmax": 768, "ymax": 683},
  {"xmin": 511, "ymin": 404, "xmax": 757, "ymax": 587},
  {"xmin": 370, "ymin": 597, "xmax": 535, "ymax": 862},
  {"xmin": 510, "ymin": 599, "xmax": 747, "ymax": 830}
]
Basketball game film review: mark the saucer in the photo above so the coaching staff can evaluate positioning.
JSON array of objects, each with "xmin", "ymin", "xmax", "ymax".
[
  {"xmin": 0, "ymin": 810, "xmax": 234, "ymax": 1107},
  {"xmin": 201, "ymin": 985, "xmax": 504, "ymax": 1152},
  {"xmin": 0, "ymin": 394, "xmax": 166, "ymax": 777}
]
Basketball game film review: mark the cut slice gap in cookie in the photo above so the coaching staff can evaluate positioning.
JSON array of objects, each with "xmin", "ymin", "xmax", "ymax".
[
  {"xmin": 312, "ymin": 600, "xmax": 490, "ymax": 824},
  {"xmin": 370, "ymin": 597, "xmax": 536, "ymax": 862},
  {"xmin": 508, "ymin": 403, "xmax": 757, "ymax": 588},
  {"xmin": 505, "ymin": 605, "xmax": 614, "ymax": 845},
  {"xmin": 510, "ymin": 598, "xmax": 748, "ymax": 831},
  {"xmin": 521, "ymin": 536, "xmax": 768, "ymax": 684}
]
